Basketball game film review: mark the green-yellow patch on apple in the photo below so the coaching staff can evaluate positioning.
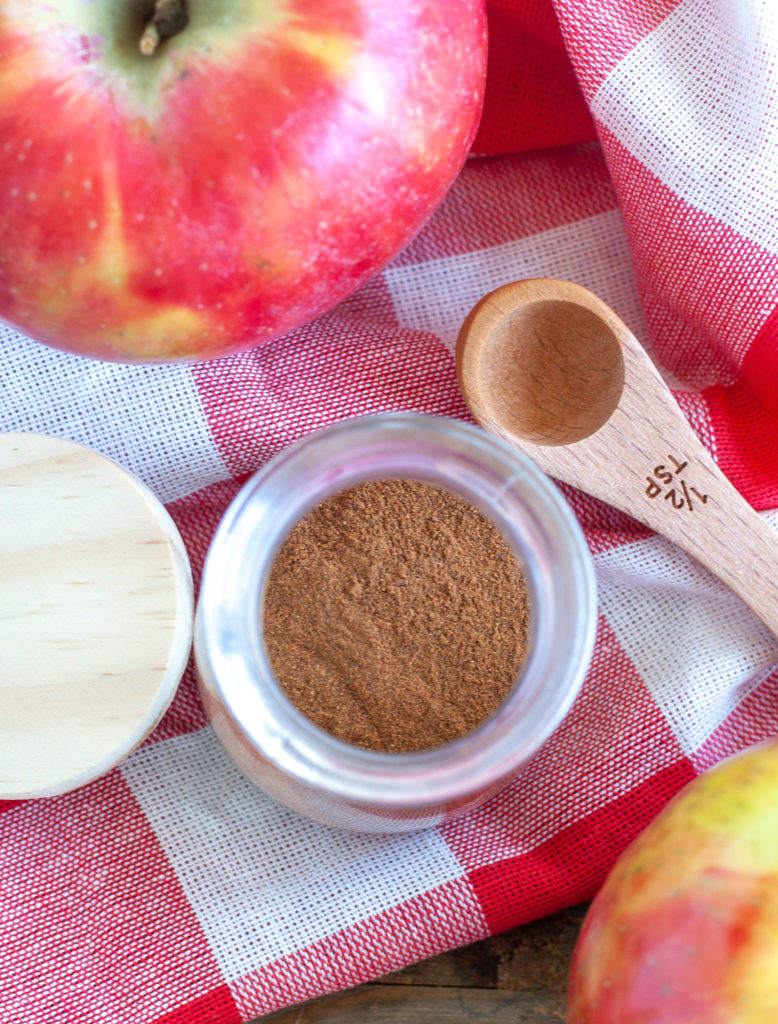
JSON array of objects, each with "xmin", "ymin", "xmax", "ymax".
[{"xmin": 568, "ymin": 741, "xmax": 778, "ymax": 1024}]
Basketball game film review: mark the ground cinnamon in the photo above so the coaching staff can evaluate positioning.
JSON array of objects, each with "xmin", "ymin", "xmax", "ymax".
[{"xmin": 263, "ymin": 479, "xmax": 530, "ymax": 753}]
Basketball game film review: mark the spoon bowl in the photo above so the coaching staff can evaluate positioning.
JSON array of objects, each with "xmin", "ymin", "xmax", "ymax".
[
  {"xmin": 457, "ymin": 278, "xmax": 778, "ymax": 639},
  {"xmin": 467, "ymin": 296, "xmax": 625, "ymax": 446}
]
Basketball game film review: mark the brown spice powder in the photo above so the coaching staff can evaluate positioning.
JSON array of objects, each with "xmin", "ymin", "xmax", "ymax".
[{"xmin": 263, "ymin": 479, "xmax": 530, "ymax": 753}]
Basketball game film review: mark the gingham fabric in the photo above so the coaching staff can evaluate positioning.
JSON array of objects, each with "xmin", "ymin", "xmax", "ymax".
[{"xmin": 3, "ymin": 1, "xmax": 778, "ymax": 1021}]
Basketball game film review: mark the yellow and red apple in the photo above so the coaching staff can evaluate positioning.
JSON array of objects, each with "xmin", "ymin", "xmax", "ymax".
[
  {"xmin": 567, "ymin": 741, "xmax": 778, "ymax": 1023},
  {"xmin": 0, "ymin": 0, "xmax": 486, "ymax": 362}
]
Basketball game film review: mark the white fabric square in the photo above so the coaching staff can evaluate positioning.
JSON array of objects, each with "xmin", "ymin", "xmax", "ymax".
[
  {"xmin": 592, "ymin": 0, "xmax": 778, "ymax": 255},
  {"xmin": 594, "ymin": 510, "xmax": 778, "ymax": 754},
  {"xmin": 0, "ymin": 324, "xmax": 230, "ymax": 502},
  {"xmin": 121, "ymin": 727, "xmax": 466, "ymax": 980}
]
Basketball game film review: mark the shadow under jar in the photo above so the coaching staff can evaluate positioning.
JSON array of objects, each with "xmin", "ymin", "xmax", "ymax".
[{"xmin": 194, "ymin": 414, "xmax": 596, "ymax": 832}]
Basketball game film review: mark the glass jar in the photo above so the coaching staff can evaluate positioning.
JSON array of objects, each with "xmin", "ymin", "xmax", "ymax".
[{"xmin": 195, "ymin": 414, "xmax": 596, "ymax": 832}]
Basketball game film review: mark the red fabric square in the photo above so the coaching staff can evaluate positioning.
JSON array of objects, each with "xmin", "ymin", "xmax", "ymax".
[
  {"xmin": 469, "ymin": 758, "xmax": 696, "ymax": 935},
  {"xmin": 0, "ymin": 774, "xmax": 225, "ymax": 1024},
  {"xmin": 442, "ymin": 615, "xmax": 688, "ymax": 870},
  {"xmin": 473, "ymin": 0, "xmax": 595, "ymax": 155},
  {"xmin": 151, "ymin": 985, "xmax": 241, "ymax": 1024},
  {"xmin": 705, "ymin": 377, "xmax": 778, "ymax": 511},
  {"xmin": 146, "ymin": 481, "xmax": 245, "ymax": 743}
]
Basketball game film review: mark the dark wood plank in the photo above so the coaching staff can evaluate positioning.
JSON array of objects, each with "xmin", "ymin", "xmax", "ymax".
[
  {"xmin": 376, "ymin": 935, "xmax": 499, "ymax": 989},
  {"xmin": 251, "ymin": 903, "xmax": 588, "ymax": 1023},
  {"xmin": 380, "ymin": 903, "xmax": 586, "ymax": 991},
  {"xmin": 258, "ymin": 983, "xmax": 565, "ymax": 1023}
]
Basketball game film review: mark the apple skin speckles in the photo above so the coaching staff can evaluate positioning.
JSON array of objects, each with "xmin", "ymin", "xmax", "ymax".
[{"xmin": 0, "ymin": 0, "xmax": 487, "ymax": 362}]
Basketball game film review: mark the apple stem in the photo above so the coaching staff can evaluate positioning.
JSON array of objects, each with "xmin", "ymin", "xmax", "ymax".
[{"xmin": 139, "ymin": 0, "xmax": 188, "ymax": 56}]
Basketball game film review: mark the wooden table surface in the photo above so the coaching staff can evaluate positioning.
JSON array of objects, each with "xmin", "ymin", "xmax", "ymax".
[{"xmin": 254, "ymin": 903, "xmax": 587, "ymax": 1023}]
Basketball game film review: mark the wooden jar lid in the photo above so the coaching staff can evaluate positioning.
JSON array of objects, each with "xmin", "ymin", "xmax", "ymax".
[{"xmin": 0, "ymin": 433, "xmax": 193, "ymax": 799}]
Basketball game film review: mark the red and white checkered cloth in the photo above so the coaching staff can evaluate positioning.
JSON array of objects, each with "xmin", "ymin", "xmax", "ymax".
[{"xmin": 3, "ymin": 1, "xmax": 778, "ymax": 1021}]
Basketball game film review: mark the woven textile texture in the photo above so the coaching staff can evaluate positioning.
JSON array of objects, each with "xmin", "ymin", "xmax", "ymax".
[{"xmin": 4, "ymin": 1, "xmax": 778, "ymax": 1021}]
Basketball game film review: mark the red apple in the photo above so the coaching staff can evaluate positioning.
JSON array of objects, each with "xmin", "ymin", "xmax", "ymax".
[
  {"xmin": 567, "ymin": 741, "xmax": 778, "ymax": 1023},
  {"xmin": 0, "ymin": 0, "xmax": 486, "ymax": 362}
]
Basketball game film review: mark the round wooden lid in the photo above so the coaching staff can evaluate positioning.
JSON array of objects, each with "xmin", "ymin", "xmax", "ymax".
[{"xmin": 0, "ymin": 433, "xmax": 193, "ymax": 799}]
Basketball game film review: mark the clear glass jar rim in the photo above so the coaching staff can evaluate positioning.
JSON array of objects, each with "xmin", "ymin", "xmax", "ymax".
[{"xmin": 197, "ymin": 414, "xmax": 597, "ymax": 807}]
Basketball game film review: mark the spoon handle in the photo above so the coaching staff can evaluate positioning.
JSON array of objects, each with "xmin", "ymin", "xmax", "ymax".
[
  {"xmin": 526, "ymin": 346, "xmax": 778, "ymax": 639},
  {"xmin": 619, "ymin": 431, "xmax": 778, "ymax": 637},
  {"xmin": 456, "ymin": 277, "xmax": 778, "ymax": 639}
]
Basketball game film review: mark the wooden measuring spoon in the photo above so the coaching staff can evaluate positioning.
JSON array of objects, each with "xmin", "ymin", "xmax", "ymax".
[{"xmin": 456, "ymin": 277, "xmax": 778, "ymax": 638}]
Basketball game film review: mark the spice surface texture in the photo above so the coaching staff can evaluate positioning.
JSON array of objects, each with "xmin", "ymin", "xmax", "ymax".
[{"xmin": 263, "ymin": 479, "xmax": 529, "ymax": 752}]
